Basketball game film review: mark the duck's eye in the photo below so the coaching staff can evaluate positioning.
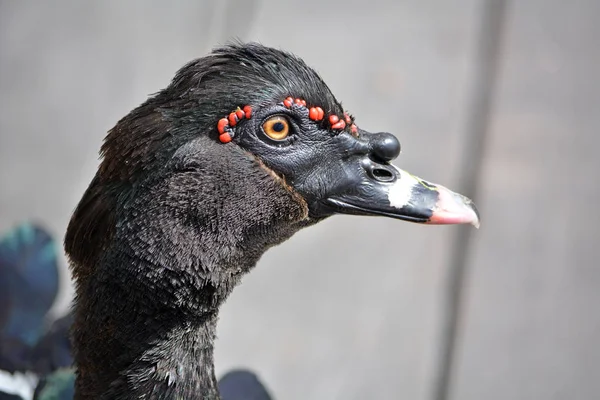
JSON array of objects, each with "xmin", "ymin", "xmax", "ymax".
[{"xmin": 262, "ymin": 116, "xmax": 290, "ymax": 140}]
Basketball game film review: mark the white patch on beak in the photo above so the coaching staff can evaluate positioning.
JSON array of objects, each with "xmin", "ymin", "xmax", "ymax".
[{"xmin": 387, "ymin": 165, "xmax": 421, "ymax": 209}]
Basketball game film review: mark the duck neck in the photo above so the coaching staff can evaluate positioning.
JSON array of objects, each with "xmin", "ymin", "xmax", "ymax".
[
  {"xmin": 70, "ymin": 152, "xmax": 314, "ymax": 399},
  {"xmin": 119, "ymin": 310, "xmax": 222, "ymax": 399},
  {"xmin": 120, "ymin": 309, "xmax": 222, "ymax": 399},
  {"xmin": 73, "ymin": 252, "xmax": 226, "ymax": 399}
]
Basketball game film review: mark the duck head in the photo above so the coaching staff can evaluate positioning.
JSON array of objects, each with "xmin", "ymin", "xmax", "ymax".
[
  {"xmin": 65, "ymin": 42, "xmax": 480, "ymax": 399},
  {"xmin": 67, "ymin": 42, "xmax": 479, "ymax": 271},
  {"xmin": 207, "ymin": 44, "xmax": 479, "ymax": 228}
]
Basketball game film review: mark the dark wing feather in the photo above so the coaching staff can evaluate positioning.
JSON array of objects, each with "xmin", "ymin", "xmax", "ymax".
[
  {"xmin": 218, "ymin": 369, "xmax": 273, "ymax": 400},
  {"xmin": 0, "ymin": 223, "xmax": 59, "ymax": 347}
]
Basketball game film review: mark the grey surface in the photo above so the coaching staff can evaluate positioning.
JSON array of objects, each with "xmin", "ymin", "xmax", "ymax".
[
  {"xmin": 0, "ymin": 1, "xmax": 597, "ymax": 399},
  {"xmin": 451, "ymin": 1, "xmax": 600, "ymax": 399}
]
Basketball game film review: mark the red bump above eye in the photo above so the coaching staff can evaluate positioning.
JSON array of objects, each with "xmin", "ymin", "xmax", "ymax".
[
  {"xmin": 329, "ymin": 115, "xmax": 340, "ymax": 124},
  {"xmin": 331, "ymin": 120, "xmax": 346, "ymax": 130},
  {"xmin": 309, "ymin": 107, "xmax": 318, "ymax": 120},
  {"xmin": 294, "ymin": 98, "xmax": 303, "ymax": 105},
  {"xmin": 283, "ymin": 99, "xmax": 292, "ymax": 108},
  {"xmin": 344, "ymin": 113, "xmax": 352, "ymax": 124},
  {"xmin": 300, "ymin": 99, "xmax": 307, "ymax": 106},
  {"xmin": 228, "ymin": 112, "xmax": 238, "ymax": 126},
  {"xmin": 243, "ymin": 105, "xmax": 252, "ymax": 118},
  {"xmin": 316, "ymin": 107, "xmax": 324, "ymax": 120},
  {"xmin": 236, "ymin": 109, "xmax": 245, "ymax": 120},
  {"xmin": 217, "ymin": 118, "xmax": 228, "ymax": 134},
  {"xmin": 219, "ymin": 132, "xmax": 232, "ymax": 143}
]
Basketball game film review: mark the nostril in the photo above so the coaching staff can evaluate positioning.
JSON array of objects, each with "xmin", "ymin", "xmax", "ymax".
[
  {"xmin": 362, "ymin": 158, "xmax": 397, "ymax": 183},
  {"xmin": 372, "ymin": 167, "xmax": 395, "ymax": 182}
]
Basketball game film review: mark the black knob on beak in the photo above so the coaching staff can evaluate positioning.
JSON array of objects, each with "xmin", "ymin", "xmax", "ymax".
[{"xmin": 369, "ymin": 132, "xmax": 401, "ymax": 163}]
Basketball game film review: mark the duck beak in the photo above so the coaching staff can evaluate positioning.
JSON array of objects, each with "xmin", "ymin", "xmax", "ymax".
[{"xmin": 324, "ymin": 165, "xmax": 480, "ymax": 228}]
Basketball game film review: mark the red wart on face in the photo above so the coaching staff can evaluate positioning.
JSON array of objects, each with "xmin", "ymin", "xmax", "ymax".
[{"xmin": 217, "ymin": 97, "xmax": 358, "ymax": 143}]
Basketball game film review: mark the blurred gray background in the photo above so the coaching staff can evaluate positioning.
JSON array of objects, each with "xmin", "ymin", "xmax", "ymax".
[{"xmin": 1, "ymin": 1, "xmax": 598, "ymax": 399}]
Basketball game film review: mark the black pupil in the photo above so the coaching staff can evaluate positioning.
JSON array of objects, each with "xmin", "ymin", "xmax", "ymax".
[{"xmin": 272, "ymin": 122, "xmax": 285, "ymax": 132}]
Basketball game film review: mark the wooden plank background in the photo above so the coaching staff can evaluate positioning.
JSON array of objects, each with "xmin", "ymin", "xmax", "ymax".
[{"xmin": 0, "ymin": 1, "xmax": 597, "ymax": 399}]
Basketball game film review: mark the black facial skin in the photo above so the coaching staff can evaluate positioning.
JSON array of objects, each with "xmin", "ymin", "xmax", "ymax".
[{"xmin": 235, "ymin": 102, "xmax": 407, "ymax": 220}]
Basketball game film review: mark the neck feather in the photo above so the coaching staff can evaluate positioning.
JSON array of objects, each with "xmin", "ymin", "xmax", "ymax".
[
  {"xmin": 72, "ymin": 253, "xmax": 223, "ymax": 399},
  {"xmin": 68, "ymin": 143, "xmax": 312, "ymax": 399}
]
